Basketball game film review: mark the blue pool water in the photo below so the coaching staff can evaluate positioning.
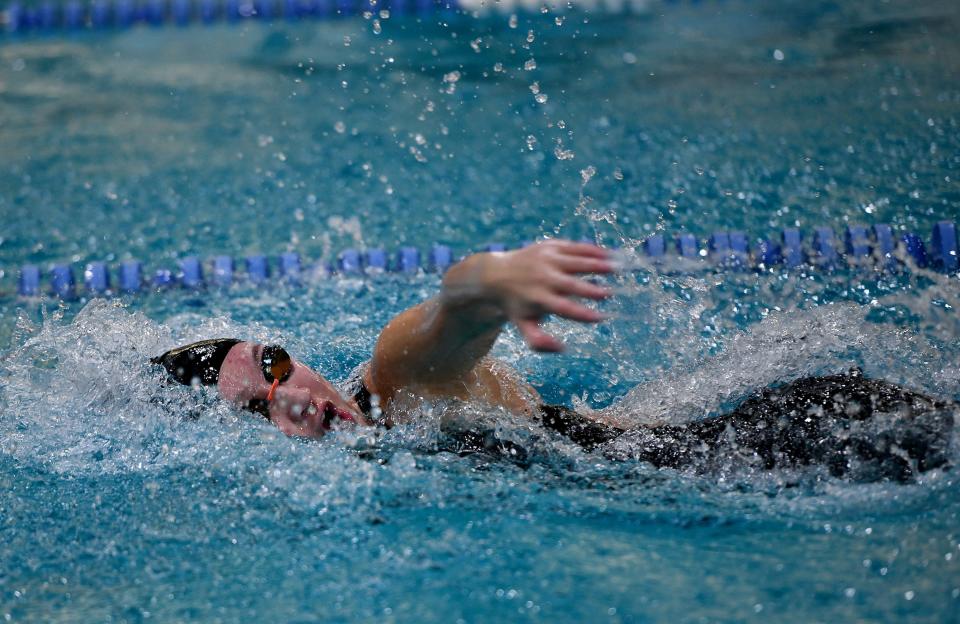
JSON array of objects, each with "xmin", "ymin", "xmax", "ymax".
[{"xmin": 1, "ymin": 0, "xmax": 959, "ymax": 621}]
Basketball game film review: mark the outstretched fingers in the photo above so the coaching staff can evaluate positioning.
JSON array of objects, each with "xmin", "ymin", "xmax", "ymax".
[
  {"xmin": 515, "ymin": 318, "xmax": 565, "ymax": 352},
  {"xmin": 507, "ymin": 240, "xmax": 613, "ymax": 351},
  {"xmin": 552, "ymin": 273, "xmax": 611, "ymax": 300},
  {"xmin": 540, "ymin": 293, "xmax": 605, "ymax": 323},
  {"xmin": 552, "ymin": 240, "xmax": 611, "ymax": 259},
  {"xmin": 554, "ymin": 255, "xmax": 614, "ymax": 275}
]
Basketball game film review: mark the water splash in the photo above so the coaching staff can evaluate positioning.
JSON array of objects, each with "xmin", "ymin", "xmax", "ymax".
[{"xmin": 595, "ymin": 295, "xmax": 956, "ymax": 424}]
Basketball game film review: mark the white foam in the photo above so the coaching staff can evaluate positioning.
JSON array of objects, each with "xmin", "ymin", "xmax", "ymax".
[{"xmin": 594, "ymin": 302, "xmax": 953, "ymax": 427}]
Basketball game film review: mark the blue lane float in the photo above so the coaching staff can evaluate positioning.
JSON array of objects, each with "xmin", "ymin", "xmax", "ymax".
[
  {"xmin": 180, "ymin": 256, "xmax": 203, "ymax": 288},
  {"xmin": 50, "ymin": 264, "xmax": 76, "ymax": 299},
  {"xmin": 931, "ymin": 221, "xmax": 958, "ymax": 271},
  {"xmin": 755, "ymin": 238, "xmax": 780, "ymax": 268},
  {"xmin": 246, "ymin": 255, "xmax": 269, "ymax": 283},
  {"xmin": 428, "ymin": 244, "xmax": 453, "ymax": 273},
  {"xmin": 643, "ymin": 234, "xmax": 666, "ymax": 260},
  {"xmin": 6, "ymin": 221, "xmax": 958, "ymax": 299},
  {"xmin": 366, "ymin": 248, "xmax": 388, "ymax": 272},
  {"xmin": 0, "ymin": 0, "xmax": 738, "ymax": 41},
  {"xmin": 676, "ymin": 233, "xmax": 698, "ymax": 260},
  {"xmin": 844, "ymin": 225, "xmax": 870, "ymax": 259},
  {"xmin": 1, "ymin": 0, "xmax": 464, "ymax": 34},
  {"xmin": 213, "ymin": 255, "xmax": 234, "ymax": 286},
  {"xmin": 279, "ymin": 251, "xmax": 301, "ymax": 281},
  {"xmin": 811, "ymin": 227, "xmax": 838, "ymax": 267},
  {"xmin": 120, "ymin": 261, "xmax": 142, "ymax": 293},
  {"xmin": 395, "ymin": 247, "xmax": 420, "ymax": 274},
  {"xmin": 900, "ymin": 233, "xmax": 928, "ymax": 268},
  {"xmin": 338, "ymin": 249, "xmax": 362, "ymax": 275},
  {"xmin": 18, "ymin": 264, "xmax": 40, "ymax": 297},
  {"xmin": 707, "ymin": 231, "xmax": 748, "ymax": 269},
  {"xmin": 707, "ymin": 231, "xmax": 729, "ymax": 257},
  {"xmin": 780, "ymin": 228, "xmax": 804, "ymax": 268},
  {"xmin": 84, "ymin": 262, "xmax": 110, "ymax": 294}
]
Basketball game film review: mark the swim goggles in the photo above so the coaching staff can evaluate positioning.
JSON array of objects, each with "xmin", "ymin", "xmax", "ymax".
[{"xmin": 246, "ymin": 344, "xmax": 293, "ymax": 419}]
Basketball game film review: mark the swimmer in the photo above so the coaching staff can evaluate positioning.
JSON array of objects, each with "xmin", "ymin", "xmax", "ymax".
[{"xmin": 153, "ymin": 240, "xmax": 956, "ymax": 481}]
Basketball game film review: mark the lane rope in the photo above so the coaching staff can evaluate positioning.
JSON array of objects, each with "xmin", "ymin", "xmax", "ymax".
[{"xmin": 7, "ymin": 221, "xmax": 957, "ymax": 299}]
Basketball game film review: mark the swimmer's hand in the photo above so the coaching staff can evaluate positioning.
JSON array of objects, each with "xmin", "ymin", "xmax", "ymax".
[
  {"xmin": 367, "ymin": 240, "xmax": 613, "ymax": 406},
  {"xmin": 447, "ymin": 240, "xmax": 613, "ymax": 352}
]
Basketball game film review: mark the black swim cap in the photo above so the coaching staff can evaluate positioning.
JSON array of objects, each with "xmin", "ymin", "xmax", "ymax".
[{"xmin": 151, "ymin": 338, "xmax": 241, "ymax": 386}]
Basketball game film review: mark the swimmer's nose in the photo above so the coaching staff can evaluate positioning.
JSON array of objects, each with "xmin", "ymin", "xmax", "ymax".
[{"xmin": 269, "ymin": 385, "xmax": 313, "ymax": 422}]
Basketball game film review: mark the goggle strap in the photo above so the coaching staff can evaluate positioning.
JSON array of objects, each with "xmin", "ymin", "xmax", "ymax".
[{"xmin": 267, "ymin": 378, "xmax": 280, "ymax": 402}]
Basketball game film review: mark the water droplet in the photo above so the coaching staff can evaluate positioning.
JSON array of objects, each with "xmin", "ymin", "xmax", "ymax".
[
  {"xmin": 526, "ymin": 30, "xmax": 535, "ymax": 43},
  {"xmin": 508, "ymin": 14, "xmax": 517, "ymax": 28},
  {"xmin": 524, "ymin": 59, "xmax": 537, "ymax": 71},
  {"xmin": 526, "ymin": 135, "xmax": 538, "ymax": 151},
  {"xmin": 443, "ymin": 71, "xmax": 461, "ymax": 95},
  {"xmin": 534, "ymin": 93, "xmax": 548, "ymax": 104},
  {"xmin": 372, "ymin": 19, "xmax": 381, "ymax": 34},
  {"xmin": 613, "ymin": 168, "xmax": 624, "ymax": 180},
  {"xmin": 554, "ymin": 141, "xmax": 574, "ymax": 161},
  {"xmin": 334, "ymin": 121, "xmax": 346, "ymax": 134},
  {"xmin": 773, "ymin": 49, "xmax": 784, "ymax": 61}
]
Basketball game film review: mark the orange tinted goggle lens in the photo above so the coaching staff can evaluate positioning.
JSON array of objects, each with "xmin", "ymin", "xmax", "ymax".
[{"xmin": 261, "ymin": 345, "xmax": 292, "ymax": 383}]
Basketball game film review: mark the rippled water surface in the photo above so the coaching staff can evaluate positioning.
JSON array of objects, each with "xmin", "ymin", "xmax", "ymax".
[{"xmin": 1, "ymin": 0, "xmax": 959, "ymax": 621}]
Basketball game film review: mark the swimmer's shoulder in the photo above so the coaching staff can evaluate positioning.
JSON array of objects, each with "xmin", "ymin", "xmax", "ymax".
[{"xmin": 363, "ymin": 356, "xmax": 541, "ymax": 418}]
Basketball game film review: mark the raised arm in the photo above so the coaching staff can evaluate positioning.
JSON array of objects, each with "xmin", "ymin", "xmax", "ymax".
[{"xmin": 365, "ymin": 240, "xmax": 613, "ymax": 405}]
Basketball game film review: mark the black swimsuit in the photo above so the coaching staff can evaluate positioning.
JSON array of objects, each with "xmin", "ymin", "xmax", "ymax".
[{"xmin": 352, "ymin": 370, "xmax": 955, "ymax": 481}]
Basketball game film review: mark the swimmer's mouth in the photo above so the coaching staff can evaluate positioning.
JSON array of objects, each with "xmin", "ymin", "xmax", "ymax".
[{"xmin": 319, "ymin": 401, "xmax": 355, "ymax": 431}]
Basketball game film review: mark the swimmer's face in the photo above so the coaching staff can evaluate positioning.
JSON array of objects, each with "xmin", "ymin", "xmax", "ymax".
[{"xmin": 217, "ymin": 342, "xmax": 366, "ymax": 437}]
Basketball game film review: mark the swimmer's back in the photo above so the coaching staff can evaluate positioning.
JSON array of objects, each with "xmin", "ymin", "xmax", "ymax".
[{"xmin": 601, "ymin": 370, "xmax": 955, "ymax": 481}]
